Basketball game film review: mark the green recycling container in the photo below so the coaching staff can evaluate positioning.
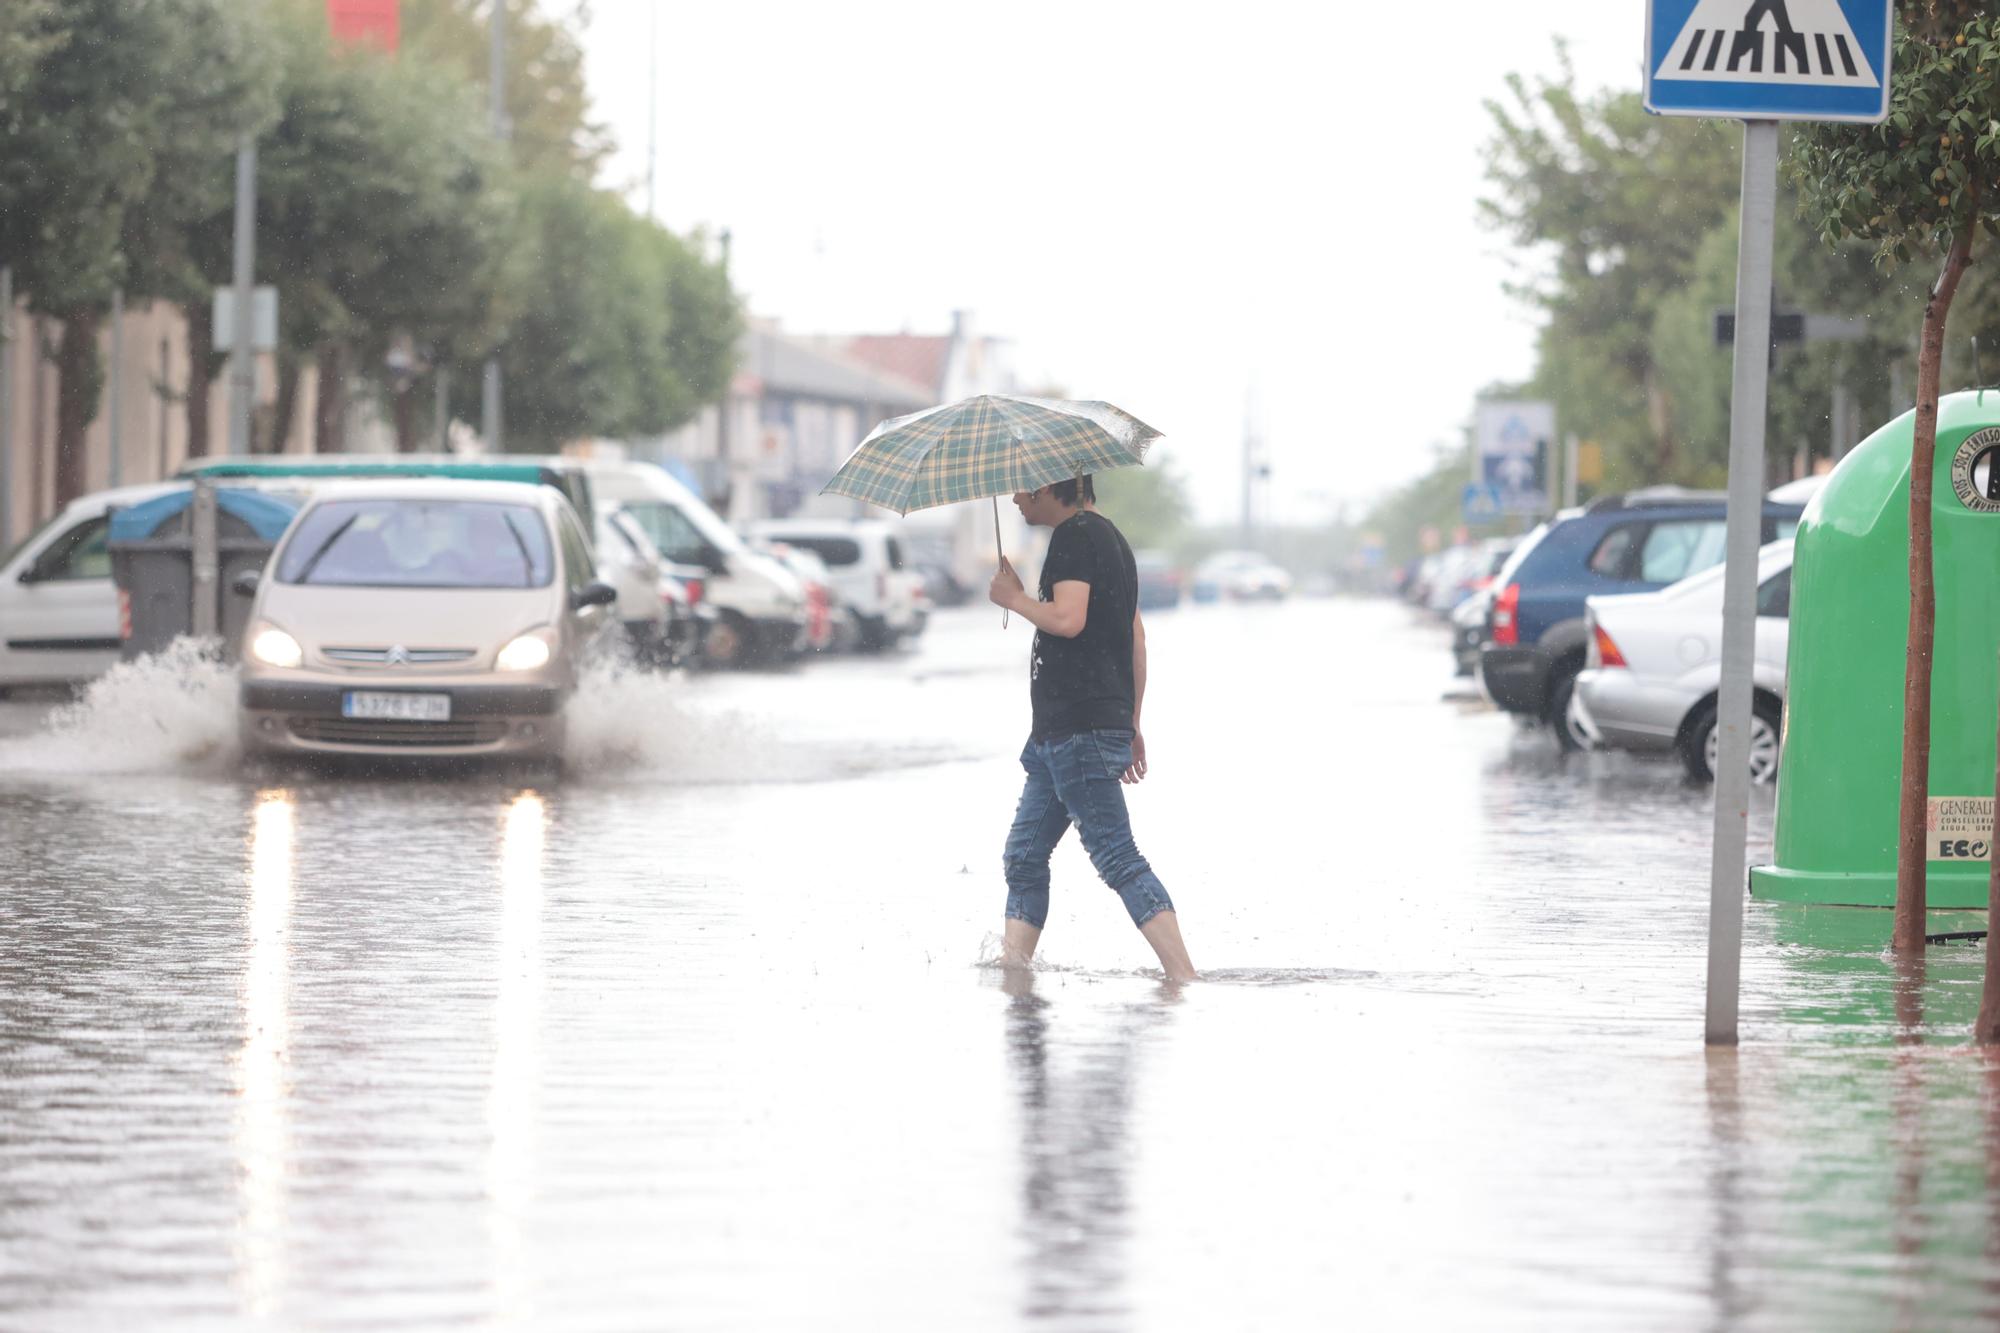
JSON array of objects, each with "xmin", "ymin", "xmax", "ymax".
[{"xmin": 1753, "ymin": 389, "xmax": 2000, "ymax": 908}]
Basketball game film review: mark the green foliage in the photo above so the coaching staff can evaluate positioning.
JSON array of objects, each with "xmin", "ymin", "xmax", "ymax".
[
  {"xmin": 1482, "ymin": 49, "xmax": 1741, "ymax": 485},
  {"xmin": 0, "ymin": 0, "xmax": 274, "ymax": 315},
  {"xmin": 1094, "ymin": 458, "xmax": 1193, "ymax": 552},
  {"xmin": 1480, "ymin": 48, "xmax": 1925, "ymax": 497},
  {"xmin": 1792, "ymin": 4, "xmax": 2000, "ymax": 263},
  {"xmin": 0, "ymin": 0, "xmax": 742, "ymax": 468},
  {"xmin": 401, "ymin": 0, "xmax": 608, "ymax": 176},
  {"xmin": 473, "ymin": 175, "xmax": 739, "ymax": 450}
]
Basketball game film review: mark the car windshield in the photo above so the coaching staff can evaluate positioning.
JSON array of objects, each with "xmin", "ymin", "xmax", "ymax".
[
  {"xmin": 779, "ymin": 536, "xmax": 862, "ymax": 567},
  {"xmin": 276, "ymin": 500, "xmax": 554, "ymax": 588}
]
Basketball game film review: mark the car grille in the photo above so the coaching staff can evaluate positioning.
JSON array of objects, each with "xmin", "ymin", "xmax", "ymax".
[
  {"xmin": 287, "ymin": 717, "xmax": 511, "ymax": 748},
  {"xmin": 322, "ymin": 647, "xmax": 478, "ymax": 665}
]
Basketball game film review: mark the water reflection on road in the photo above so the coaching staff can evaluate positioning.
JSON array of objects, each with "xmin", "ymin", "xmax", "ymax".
[{"xmin": 4, "ymin": 598, "xmax": 2000, "ymax": 1328}]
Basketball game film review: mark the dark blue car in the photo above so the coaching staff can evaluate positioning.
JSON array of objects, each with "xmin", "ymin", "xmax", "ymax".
[{"xmin": 1477, "ymin": 489, "xmax": 1805, "ymax": 749}]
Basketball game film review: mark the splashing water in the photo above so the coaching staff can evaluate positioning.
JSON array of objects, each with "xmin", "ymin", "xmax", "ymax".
[
  {"xmin": 561, "ymin": 658, "xmax": 787, "ymax": 782},
  {"xmin": 0, "ymin": 639, "xmax": 240, "ymax": 776},
  {"xmin": 1, "ymin": 642, "xmax": 954, "ymax": 786}
]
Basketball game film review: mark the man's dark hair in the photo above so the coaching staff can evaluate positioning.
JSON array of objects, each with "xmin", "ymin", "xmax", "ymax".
[{"xmin": 1048, "ymin": 475, "xmax": 1095, "ymax": 507}]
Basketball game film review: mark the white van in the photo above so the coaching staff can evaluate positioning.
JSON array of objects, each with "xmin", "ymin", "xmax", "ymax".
[
  {"xmin": 583, "ymin": 461, "xmax": 806, "ymax": 666},
  {"xmin": 747, "ymin": 518, "xmax": 928, "ymax": 651}
]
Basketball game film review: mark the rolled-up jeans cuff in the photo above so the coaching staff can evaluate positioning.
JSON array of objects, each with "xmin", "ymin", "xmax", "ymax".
[{"xmin": 1115, "ymin": 873, "xmax": 1173, "ymax": 928}]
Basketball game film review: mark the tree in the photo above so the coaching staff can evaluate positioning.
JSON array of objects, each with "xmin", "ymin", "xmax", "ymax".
[
  {"xmin": 400, "ymin": 0, "xmax": 608, "ymax": 177},
  {"xmin": 1791, "ymin": 0, "xmax": 2000, "ymax": 959},
  {"xmin": 1094, "ymin": 458, "xmax": 1193, "ymax": 552},
  {"xmin": 1481, "ymin": 50, "xmax": 1741, "ymax": 487},
  {"xmin": 0, "ymin": 0, "xmax": 272, "ymax": 500},
  {"xmin": 457, "ymin": 173, "xmax": 738, "ymax": 451},
  {"xmin": 169, "ymin": 7, "xmax": 512, "ymax": 454}
]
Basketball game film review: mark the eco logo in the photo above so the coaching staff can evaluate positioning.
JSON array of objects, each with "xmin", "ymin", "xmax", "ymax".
[{"xmin": 1950, "ymin": 427, "xmax": 2000, "ymax": 514}]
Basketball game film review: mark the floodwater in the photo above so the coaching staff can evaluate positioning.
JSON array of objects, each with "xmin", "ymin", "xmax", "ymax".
[{"xmin": 2, "ymin": 598, "xmax": 1997, "ymax": 1330}]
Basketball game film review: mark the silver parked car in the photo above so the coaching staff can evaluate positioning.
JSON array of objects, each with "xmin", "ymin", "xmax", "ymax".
[{"xmin": 1569, "ymin": 539, "xmax": 1793, "ymax": 783}]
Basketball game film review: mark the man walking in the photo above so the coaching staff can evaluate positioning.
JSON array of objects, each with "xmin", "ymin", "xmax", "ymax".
[{"xmin": 987, "ymin": 476, "xmax": 1197, "ymax": 982}]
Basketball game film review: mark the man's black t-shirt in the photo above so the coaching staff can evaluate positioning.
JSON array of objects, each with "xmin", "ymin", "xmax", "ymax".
[{"xmin": 1030, "ymin": 510, "xmax": 1138, "ymax": 741}]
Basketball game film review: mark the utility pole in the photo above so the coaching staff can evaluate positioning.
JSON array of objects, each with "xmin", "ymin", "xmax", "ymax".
[
  {"xmin": 228, "ymin": 134, "xmax": 257, "ymax": 457},
  {"xmin": 107, "ymin": 288, "xmax": 124, "ymax": 486},
  {"xmin": 714, "ymin": 228, "xmax": 733, "ymax": 511},
  {"xmin": 483, "ymin": 0, "xmax": 508, "ymax": 453},
  {"xmin": 1240, "ymin": 386, "xmax": 1260, "ymax": 546},
  {"xmin": 645, "ymin": 4, "xmax": 658, "ymax": 219},
  {"xmin": 0, "ymin": 266, "xmax": 12, "ymax": 550}
]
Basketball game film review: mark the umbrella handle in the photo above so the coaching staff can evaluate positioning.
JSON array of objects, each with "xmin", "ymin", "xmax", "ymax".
[{"xmin": 994, "ymin": 495, "xmax": 1009, "ymax": 628}]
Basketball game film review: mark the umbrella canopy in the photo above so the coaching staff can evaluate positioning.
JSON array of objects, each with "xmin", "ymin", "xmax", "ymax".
[{"xmin": 821, "ymin": 394, "xmax": 1160, "ymax": 515}]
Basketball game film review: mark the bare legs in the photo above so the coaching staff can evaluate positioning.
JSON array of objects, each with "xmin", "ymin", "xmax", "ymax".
[
  {"xmin": 999, "ymin": 910, "xmax": 1197, "ymax": 983},
  {"xmin": 1001, "ymin": 917, "xmax": 1042, "ymax": 969},
  {"xmin": 1140, "ymin": 910, "xmax": 1197, "ymax": 982}
]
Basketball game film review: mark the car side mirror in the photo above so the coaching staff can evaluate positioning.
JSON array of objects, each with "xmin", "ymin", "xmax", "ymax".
[
  {"xmin": 702, "ymin": 545, "xmax": 730, "ymax": 576},
  {"xmin": 231, "ymin": 569, "xmax": 261, "ymax": 598},
  {"xmin": 572, "ymin": 580, "xmax": 618, "ymax": 610}
]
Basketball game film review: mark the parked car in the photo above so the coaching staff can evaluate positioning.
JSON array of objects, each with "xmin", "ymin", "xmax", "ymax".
[
  {"xmin": 0, "ymin": 482, "xmax": 178, "ymax": 691},
  {"xmin": 590, "ymin": 508, "xmax": 677, "ymax": 665},
  {"xmin": 758, "ymin": 540, "xmax": 846, "ymax": 653},
  {"xmin": 235, "ymin": 479, "xmax": 617, "ymax": 761},
  {"xmin": 1448, "ymin": 539, "xmax": 1520, "ymax": 673},
  {"xmin": 746, "ymin": 518, "xmax": 928, "ymax": 651},
  {"xmin": 1135, "ymin": 550, "xmax": 1184, "ymax": 611},
  {"xmin": 1571, "ymin": 540, "xmax": 1793, "ymax": 783},
  {"xmin": 1192, "ymin": 550, "xmax": 1291, "ymax": 602},
  {"xmin": 594, "ymin": 508, "xmax": 712, "ymax": 668},
  {"xmin": 0, "ymin": 479, "xmax": 304, "ymax": 692},
  {"xmin": 585, "ymin": 461, "xmax": 807, "ymax": 667},
  {"xmin": 1477, "ymin": 488, "xmax": 1805, "ymax": 750}
]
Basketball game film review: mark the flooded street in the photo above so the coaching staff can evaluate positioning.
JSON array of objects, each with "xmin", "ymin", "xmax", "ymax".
[{"xmin": 2, "ymin": 597, "xmax": 1996, "ymax": 1330}]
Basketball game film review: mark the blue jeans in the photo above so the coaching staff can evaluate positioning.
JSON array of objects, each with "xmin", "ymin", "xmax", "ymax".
[{"xmin": 1003, "ymin": 728, "xmax": 1174, "ymax": 930}]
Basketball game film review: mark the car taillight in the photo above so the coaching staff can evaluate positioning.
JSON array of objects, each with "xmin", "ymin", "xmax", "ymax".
[
  {"xmin": 118, "ymin": 589, "xmax": 132, "ymax": 640},
  {"xmin": 682, "ymin": 578, "xmax": 704, "ymax": 606},
  {"xmin": 1593, "ymin": 622, "xmax": 1627, "ymax": 669},
  {"xmin": 1492, "ymin": 582, "xmax": 1520, "ymax": 646}
]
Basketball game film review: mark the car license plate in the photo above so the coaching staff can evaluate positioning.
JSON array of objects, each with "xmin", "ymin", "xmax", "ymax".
[{"xmin": 342, "ymin": 691, "xmax": 451, "ymax": 722}]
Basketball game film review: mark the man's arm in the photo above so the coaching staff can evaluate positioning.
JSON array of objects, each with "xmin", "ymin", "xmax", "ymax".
[
  {"xmin": 1124, "ymin": 608, "xmax": 1148, "ymax": 783},
  {"xmin": 988, "ymin": 559, "xmax": 1089, "ymax": 637}
]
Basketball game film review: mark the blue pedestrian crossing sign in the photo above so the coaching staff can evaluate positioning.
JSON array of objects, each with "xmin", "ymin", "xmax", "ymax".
[
  {"xmin": 1645, "ymin": 0, "xmax": 1893, "ymax": 123},
  {"xmin": 1461, "ymin": 484, "xmax": 1503, "ymax": 525}
]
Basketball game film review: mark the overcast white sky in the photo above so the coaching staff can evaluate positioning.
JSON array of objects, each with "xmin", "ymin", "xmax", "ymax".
[{"xmin": 576, "ymin": 2, "xmax": 1643, "ymax": 524}]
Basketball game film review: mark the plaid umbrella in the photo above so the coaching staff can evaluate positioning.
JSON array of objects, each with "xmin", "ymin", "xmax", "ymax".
[{"xmin": 820, "ymin": 394, "xmax": 1161, "ymax": 515}]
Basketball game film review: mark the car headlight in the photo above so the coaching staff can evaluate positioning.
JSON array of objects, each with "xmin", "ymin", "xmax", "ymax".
[
  {"xmin": 496, "ymin": 630, "xmax": 555, "ymax": 672},
  {"xmin": 249, "ymin": 624, "xmax": 303, "ymax": 669}
]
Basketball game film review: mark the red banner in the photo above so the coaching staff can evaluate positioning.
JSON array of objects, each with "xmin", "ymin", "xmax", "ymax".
[{"xmin": 327, "ymin": 0, "xmax": 399, "ymax": 52}]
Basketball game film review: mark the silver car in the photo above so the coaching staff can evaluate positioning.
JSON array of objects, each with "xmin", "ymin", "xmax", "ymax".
[
  {"xmin": 1570, "ymin": 540, "xmax": 1793, "ymax": 783},
  {"xmin": 236, "ymin": 480, "xmax": 616, "ymax": 761}
]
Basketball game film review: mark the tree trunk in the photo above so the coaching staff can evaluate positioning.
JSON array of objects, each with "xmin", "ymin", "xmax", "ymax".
[
  {"xmin": 313, "ymin": 342, "xmax": 347, "ymax": 453},
  {"xmin": 1895, "ymin": 224, "xmax": 1977, "ymax": 954},
  {"xmin": 52, "ymin": 309, "xmax": 102, "ymax": 507},
  {"xmin": 265, "ymin": 353, "xmax": 301, "ymax": 455},
  {"xmin": 1977, "ymin": 655, "xmax": 2000, "ymax": 1043},
  {"xmin": 183, "ymin": 298, "xmax": 215, "ymax": 459}
]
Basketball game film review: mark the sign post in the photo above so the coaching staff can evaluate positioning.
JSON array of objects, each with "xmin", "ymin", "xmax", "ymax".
[{"xmin": 1644, "ymin": 0, "xmax": 1894, "ymax": 1046}]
